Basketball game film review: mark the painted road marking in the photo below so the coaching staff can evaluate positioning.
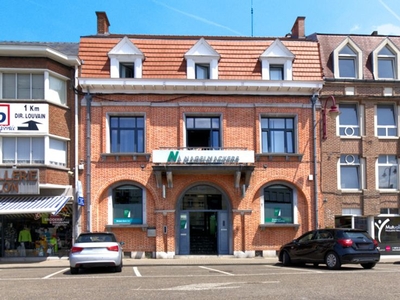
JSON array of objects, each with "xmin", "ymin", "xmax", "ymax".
[
  {"xmin": 133, "ymin": 267, "xmax": 142, "ymax": 277},
  {"xmin": 199, "ymin": 266, "xmax": 234, "ymax": 275},
  {"xmin": 42, "ymin": 268, "xmax": 69, "ymax": 279}
]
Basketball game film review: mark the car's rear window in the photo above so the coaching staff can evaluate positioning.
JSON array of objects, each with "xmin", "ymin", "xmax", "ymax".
[
  {"xmin": 342, "ymin": 231, "xmax": 372, "ymax": 240},
  {"xmin": 76, "ymin": 234, "xmax": 116, "ymax": 243}
]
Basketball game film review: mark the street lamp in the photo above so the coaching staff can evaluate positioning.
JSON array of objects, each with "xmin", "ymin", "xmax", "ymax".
[{"xmin": 322, "ymin": 96, "xmax": 341, "ymax": 140}]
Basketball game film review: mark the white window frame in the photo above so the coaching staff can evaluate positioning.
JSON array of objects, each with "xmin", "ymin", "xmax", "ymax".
[
  {"xmin": 259, "ymin": 39, "xmax": 294, "ymax": 80},
  {"xmin": 47, "ymin": 73, "xmax": 67, "ymax": 105},
  {"xmin": 108, "ymin": 36, "xmax": 144, "ymax": 79},
  {"xmin": 333, "ymin": 38, "xmax": 363, "ymax": 79},
  {"xmin": 338, "ymin": 103, "xmax": 363, "ymax": 138},
  {"xmin": 372, "ymin": 39, "xmax": 400, "ymax": 80},
  {"xmin": 338, "ymin": 154, "xmax": 365, "ymax": 191},
  {"xmin": 0, "ymin": 135, "xmax": 68, "ymax": 167},
  {"xmin": 0, "ymin": 69, "xmax": 68, "ymax": 106},
  {"xmin": 375, "ymin": 104, "xmax": 398, "ymax": 138},
  {"xmin": 377, "ymin": 155, "xmax": 398, "ymax": 191},
  {"xmin": 184, "ymin": 38, "xmax": 220, "ymax": 80}
]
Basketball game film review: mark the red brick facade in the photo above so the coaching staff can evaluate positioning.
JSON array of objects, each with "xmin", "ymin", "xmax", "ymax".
[{"xmin": 77, "ymin": 13, "xmax": 324, "ymax": 257}]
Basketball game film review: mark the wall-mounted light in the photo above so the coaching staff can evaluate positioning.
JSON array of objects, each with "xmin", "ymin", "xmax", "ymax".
[
  {"xmin": 322, "ymin": 95, "xmax": 341, "ymax": 140},
  {"xmin": 140, "ymin": 164, "xmax": 145, "ymax": 171}
]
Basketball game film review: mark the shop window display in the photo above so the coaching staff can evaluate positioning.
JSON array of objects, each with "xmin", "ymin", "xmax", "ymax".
[{"xmin": 1, "ymin": 205, "xmax": 72, "ymax": 257}]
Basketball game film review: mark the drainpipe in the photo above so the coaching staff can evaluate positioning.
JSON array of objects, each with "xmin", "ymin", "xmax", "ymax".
[
  {"xmin": 85, "ymin": 91, "xmax": 92, "ymax": 232},
  {"xmin": 73, "ymin": 65, "xmax": 80, "ymax": 240},
  {"xmin": 311, "ymin": 94, "xmax": 319, "ymax": 229}
]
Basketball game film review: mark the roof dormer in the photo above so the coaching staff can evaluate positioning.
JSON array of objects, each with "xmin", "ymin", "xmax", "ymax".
[
  {"xmin": 184, "ymin": 38, "xmax": 220, "ymax": 79},
  {"xmin": 372, "ymin": 38, "xmax": 400, "ymax": 80},
  {"xmin": 108, "ymin": 36, "xmax": 144, "ymax": 78},
  {"xmin": 333, "ymin": 37, "xmax": 363, "ymax": 79},
  {"xmin": 259, "ymin": 39, "xmax": 295, "ymax": 80}
]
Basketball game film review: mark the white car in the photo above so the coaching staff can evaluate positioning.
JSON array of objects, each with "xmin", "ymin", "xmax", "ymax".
[{"xmin": 69, "ymin": 232, "xmax": 124, "ymax": 274}]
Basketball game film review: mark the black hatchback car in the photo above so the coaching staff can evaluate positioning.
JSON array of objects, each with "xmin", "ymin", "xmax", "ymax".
[{"xmin": 278, "ymin": 228, "xmax": 380, "ymax": 269}]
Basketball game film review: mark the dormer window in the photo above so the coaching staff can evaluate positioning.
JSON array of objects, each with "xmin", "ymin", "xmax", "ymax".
[
  {"xmin": 259, "ymin": 39, "xmax": 294, "ymax": 80},
  {"xmin": 108, "ymin": 36, "xmax": 144, "ymax": 79},
  {"xmin": 333, "ymin": 38, "xmax": 363, "ymax": 79},
  {"xmin": 378, "ymin": 47, "xmax": 395, "ymax": 79},
  {"xmin": 120, "ymin": 62, "xmax": 134, "ymax": 78},
  {"xmin": 270, "ymin": 65, "xmax": 284, "ymax": 80},
  {"xmin": 372, "ymin": 39, "xmax": 400, "ymax": 80},
  {"xmin": 339, "ymin": 45, "xmax": 357, "ymax": 78},
  {"xmin": 195, "ymin": 64, "xmax": 210, "ymax": 79},
  {"xmin": 184, "ymin": 38, "xmax": 220, "ymax": 79}
]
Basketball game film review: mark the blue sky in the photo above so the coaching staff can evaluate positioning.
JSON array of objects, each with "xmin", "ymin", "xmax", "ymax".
[{"xmin": 1, "ymin": 0, "xmax": 400, "ymax": 42}]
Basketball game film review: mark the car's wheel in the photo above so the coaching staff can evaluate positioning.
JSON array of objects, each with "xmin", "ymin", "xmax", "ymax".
[
  {"xmin": 325, "ymin": 252, "xmax": 341, "ymax": 270},
  {"xmin": 70, "ymin": 267, "xmax": 79, "ymax": 275},
  {"xmin": 361, "ymin": 263, "xmax": 376, "ymax": 269},
  {"xmin": 115, "ymin": 261, "xmax": 123, "ymax": 272},
  {"xmin": 282, "ymin": 251, "xmax": 291, "ymax": 266}
]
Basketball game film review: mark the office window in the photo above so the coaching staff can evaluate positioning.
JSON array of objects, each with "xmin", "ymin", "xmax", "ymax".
[
  {"xmin": 110, "ymin": 116, "xmax": 144, "ymax": 153},
  {"xmin": 2, "ymin": 73, "xmax": 44, "ymax": 99},
  {"xmin": 269, "ymin": 65, "xmax": 284, "ymax": 80},
  {"xmin": 186, "ymin": 116, "xmax": 220, "ymax": 148},
  {"xmin": 261, "ymin": 117, "xmax": 294, "ymax": 153},
  {"xmin": 2, "ymin": 137, "xmax": 44, "ymax": 164},
  {"xmin": 49, "ymin": 138, "xmax": 67, "ymax": 167},
  {"xmin": 339, "ymin": 104, "xmax": 360, "ymax": 137},
  {"xmin": 112, "ymin": 185, "xmax": 143, "ymax": 224},
  {"xmin": 48, "ymin": 75, "xmax": 66, "ymax": 105},
  {"xmin": 378, "ymin": 46, "xmax": 396, "ymax": 79},
  {"xmin": 378, "ymin": 155, "xmax": 397, "ymax": 189},
  {"xmin": 380, "ymin": 208, "xmax": 399, "ymax": 215},
  {"xmin": 195, "ymin": 64, "xmax": 210, "ymax": 79},
  {"xmin": 340, "ymin": 155, "xmax": 361, "ymax": 189},
  {"xmin": 264, "ymin": 185, "xmax": 293, "ymax": 224},
  {"xmin": 377, "ymin": 104, "xmax": 396, "ymax": 137},
  {"xmin": 120, "ymin": 63, "xmax": 134, "ymax": 78},
  {"xmin": 339, "ymin": 45, "xmax": 357, "ymax": 78}
]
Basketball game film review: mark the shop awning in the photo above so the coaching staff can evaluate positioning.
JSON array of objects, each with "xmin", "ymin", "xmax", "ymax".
[{"xmin": 0, "ymin": 196, "xmax": 71, "ymax": 215}]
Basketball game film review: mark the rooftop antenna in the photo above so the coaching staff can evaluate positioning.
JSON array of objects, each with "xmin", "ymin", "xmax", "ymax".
[{"xmin": 251, "ymin": 0, "xmax": 254, "ymax": 37}]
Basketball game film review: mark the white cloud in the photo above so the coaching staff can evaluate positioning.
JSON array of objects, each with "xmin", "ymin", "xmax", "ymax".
[
  {"xmin": 350, "ymin": 25, "xmax": 361, "ymax": 33},
  {"xmin": 374, "ymin": 23, "xmax": 400, "ymax": 35}
]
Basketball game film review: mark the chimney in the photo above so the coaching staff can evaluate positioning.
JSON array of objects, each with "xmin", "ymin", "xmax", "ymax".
[
  {"xmin": 96, "ymin": 11, "xmax": 110, "ymax": 35},
  {"xmin": 291, "ymin": 16, "xmax": 305, "ymax": 39}
]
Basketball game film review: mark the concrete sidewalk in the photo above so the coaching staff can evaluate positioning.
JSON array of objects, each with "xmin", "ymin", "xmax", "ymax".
[{"xmin": 0, "ymin": 255, "xmax": 399, "ymax": 269}]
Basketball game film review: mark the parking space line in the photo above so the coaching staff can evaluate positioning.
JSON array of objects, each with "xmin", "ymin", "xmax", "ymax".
[
  {"xmin": 199, "ymin": 266, "xmax": 234, "ymax": 276},
  {"xmin": 133, "ymin": 267, "xmax": 142, "ymax": 277},
  {"xmin": 42, "ymin": 268, "xmax": 69, "ymax": 279}
]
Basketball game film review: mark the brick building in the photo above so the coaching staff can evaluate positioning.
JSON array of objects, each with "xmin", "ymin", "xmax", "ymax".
[
  {"xmin": 77, "ymin": 12, "xmax": 323, "ymax": 258},
  {"xmin": 312, "ymin": 33, "xmax": 400, "ymax": 255},
  {"xmin": 0, "ymin": 42, "xmax": 80, "ymax": 257}
]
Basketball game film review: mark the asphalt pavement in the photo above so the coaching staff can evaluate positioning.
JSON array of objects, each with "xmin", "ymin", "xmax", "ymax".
[{"xmin": 0, "ymin": 254, "xmax": 399, "ymax": 269}]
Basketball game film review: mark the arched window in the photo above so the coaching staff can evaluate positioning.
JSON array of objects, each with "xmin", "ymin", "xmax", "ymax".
[
  {"xmin": 264, "ymin": 185, "xmax": 293, "ymax": 224},
  {"xmin": 112, "ymin": 185, "xmax": 143, "ymax": 224}
]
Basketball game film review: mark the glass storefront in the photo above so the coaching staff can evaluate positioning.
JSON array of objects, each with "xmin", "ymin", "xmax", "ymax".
[
  {"xmin": 0, "ymin": 204, "xmax": 72, "ymax": 257},
  {"xmin": 374, "ymin": 216, "xmax": 400, "ymax": 255}
]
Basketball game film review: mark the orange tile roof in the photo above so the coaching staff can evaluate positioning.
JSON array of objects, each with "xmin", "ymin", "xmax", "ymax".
[{"xmin": 79, "ymin": 36, "xmax": 322, "ymax": 81}]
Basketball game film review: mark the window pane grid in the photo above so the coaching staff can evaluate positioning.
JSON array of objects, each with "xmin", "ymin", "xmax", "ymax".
[
  {"xmin": 110, "ymin": 116, "xmax": 144, "ymax": 153},
  {"xmin": 378, "ymin": 155, "xmax": 398, "ymax": 189},
  {"xmin": 261, "ymin": 117, "xmax": 295, "ymax": 153},
  {"xmin": 2, "ymin": 137, "xmax": 46, "ymax": 164},
  {"xmin": 2, "ymin": 73, "xmax": 44, "ymax": 100},
  {"xmin": 340, "ymin": 155, "xmax": 361, "ymax": 189}
]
